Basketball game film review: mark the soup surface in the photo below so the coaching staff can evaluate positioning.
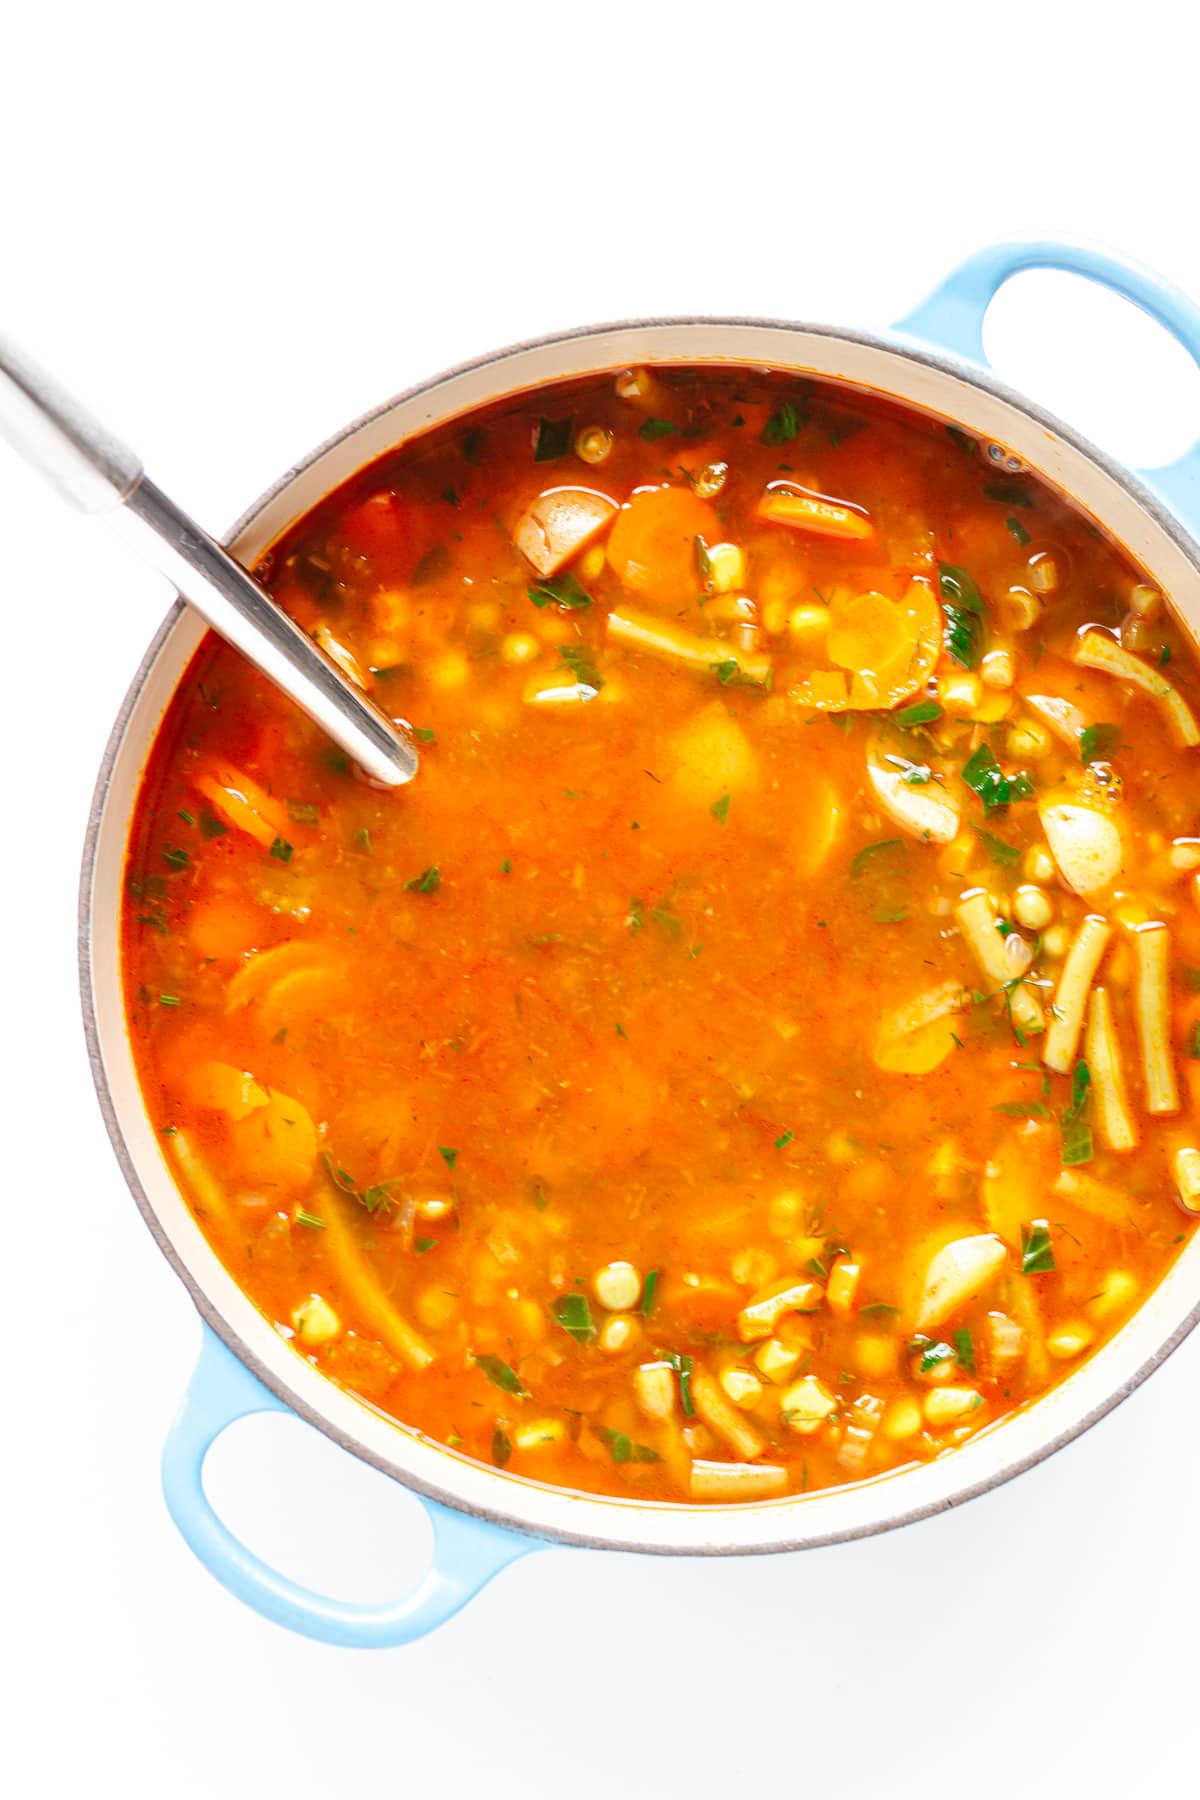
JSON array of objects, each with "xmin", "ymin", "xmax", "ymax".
[{"xmin": 123, "ymin": 365, "xmax": 1200, "ymax": 1505}]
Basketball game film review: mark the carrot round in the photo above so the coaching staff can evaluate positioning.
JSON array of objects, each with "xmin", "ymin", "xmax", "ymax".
[{"xmin": 606, "ymin": 485, "xmax": 722, "ymax": 607}]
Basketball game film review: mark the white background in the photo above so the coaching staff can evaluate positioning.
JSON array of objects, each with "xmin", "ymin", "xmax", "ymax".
[{"xmin": 4, "ymin": 4, "xmax": 1199, "ymax": 1794}]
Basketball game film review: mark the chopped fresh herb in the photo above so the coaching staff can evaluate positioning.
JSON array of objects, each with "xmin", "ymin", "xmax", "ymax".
[
  {"xmin": 597, "ymin": 1426, "xmax": 660, "ymax": 1465},
  {"xmin": 962, "ymin": 744, "xmax": 1034, "ymax": 812},
  {"xmin": 710, "ymin": 792, "xmax": 731, "ymax": 824},
  {"xmin": 1059, "ymin": 1059, "xmax": 1093, "ymax": 1166},
  {"xmin": 775, "ymin": 1129, "xmax": 795, "ymax": 1149},
  {"xmin": 162, "ymin": 846, "xmax": 190, "ymax": 870},
  {"xmin": 410, "ymin": 544, "xmax": 451, "ymax": 586},
  {"xmin": 859, "ymin": 1302, "xmax": 899, "ymax": 1319},
  {"xmin": 412, "ymin": 726, "xmax": 436, "ymax": 744},
  {"xmin": 761, "ymin": 399, "xmax": 801, "ymax": 445},
  {"xmin": 1080, "ymin": 722, "xmax": 1121, "ymax": 764},
  {"xmin": 628, "ymin": 897, "xmax": 645, "ymax": 933},
  {"xmin": 916, "ymin": 1339, "xmax": 954, "ymax": 1373},
  {"xmin": 1160, "ymin": 643, "xmax": 1172, "ymax": 667},
  {"xmin": 491, "ymin": 1427, "xmax": 512, "ymax": 1467},
  {"xmin": 407, "ymin": 865, "xmax": 441, "ymax": 894},
  {"xmin": 533, "ymin": 416, "xmax": 573, "ymax": 461},
  {"xmin": 198, "ymin": 810, "xmax": 229, "ymax": 838},
  {"xmin": 325, "ymin": 748, "xmax": 350, "ymax": 777},
  {"xmin": 500, "ymin": 858, "xmax": 511, "ymax": 875},
  {"xmin": 1021, "ymin": 1220, "xmax": 1056, "ymax": 1275},
  {"xmin": 269, "ymin": 837, "xmax": 293, "ymax": 863},
  {"xmin": 638, "ymin": 418, "xmax": 676, "ymax": 442},
  {"xmin": 353, "ymin": 826, "xmax": 373, "ymax": 856},
  {"xmin": 294, "ymin": 1208, "xmax": 325, "ymax": 1231},
  {"xmin": 414, "ymin": 1237, "xmax": 436, "ymax": 1254},
  {"xmin": 474, "ymin": 1354, "xmax": 527, "ymax": 1396},
  {"xmin": 983, "ymin": 479, "xmax": 1031, "ymax": 507},
  {"xmin": 946, "ymin": 424, "xmax": 977, "ymax": 456},
  {"xmin": 438, "ymin": 1145, "xmax": 458, "ymax": 1172},
  {"xmin": 158, "ymin": 994, "xmax": 182, "ymax": 1008},
  {"xmin": 440, "ymin": 485, "xmax": 461, "ymax": 506},
  {"xmin": 136, "ymin": 912, "xmax": 169, "ymax": 935},
  {"xmin": 462, "ymin": 425, "xmax": 487, "ymax": 465},
  {"xmin": 895, "ymin": 698, "xmax": 943, "ymax": 729},
  {"xmin": 287, "ymin": 800, "xmax": 320, "ymax": 825},
  {"xmin": 615, "ymin": 1020, "xmax": 628, "ymax": 1039},
  {"xmin": 656, "ymin": 1348, "xmax": 695, "ymax": 1415},
  {"xmin": 557, "ymin": 642, "xmax": 604, "ymax": 691},
  {"xmin": 992, "ymin": 1100, "xmax": 1051, "ymax": 1119},
  {"xmin": 1188, "ymin": 1021, "xmax": 1200, "ymax": 1059},
  {"xmin": 953, "ymin": 1328, "xmax": 976, "ymax": 1373},
  {"xmin": 177, "ymin": 809, "xmax": 195, "ymax": 826},
  {"xmin": 850, "ymin": 838, "xmax": 903, "ymax": 878},
  {"xmin": 1005, "ymin": 514, "xmax": 1032, "ymax": 546},
  {"xmin": 975, "ymin": 827, "xmax": 1022, "ymax": 867},
  {"xmin": 938, "ymin": 563, "xmax": 986, "ymax": 669},
  {"xmin": 527, "ymin": 572, "xmax": 592, "ymax": 611},
  {"xmin": 552, "ymin": 1293, "xmax": 596, "ymax": 1343},
  {"xmin": 159, "ymin": 1125, "xmax": 178, "ymax": 1137},
  {"xmin": 640, "ymin": 1269, "xmax": 660, "ymax": 1316}
]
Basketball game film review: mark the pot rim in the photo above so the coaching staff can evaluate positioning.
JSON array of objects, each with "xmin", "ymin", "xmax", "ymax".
[{"xmin": 79, "ymin": 309, "xmax": 1200, "ymax": 1556}]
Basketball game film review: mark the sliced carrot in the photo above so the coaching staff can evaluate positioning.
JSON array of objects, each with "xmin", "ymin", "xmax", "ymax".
[
  {"xmin": 791, "ymin": 581, "xmax": 941, "ymax": 713},
  {"xmin": 758, "ymin": 482, "xmax": 873, "ymax": 542},
  {"xmin": 186, "ymin": 1061, "xmax": 270, "ymax": 1120},
  {"xmin": 194, "ymin": 763, "xmax": 288, "ymax": 849},
  {"xmin": 606, "ymin": 485, "xmax": 722, "ymax": 607},
  {"xmin": 225, "ymin": 940, "xmax": 326, "ymax": 1012},
  {"xmin": 187, "ymin": 896, "xmax": 266, "ymax": 962}
]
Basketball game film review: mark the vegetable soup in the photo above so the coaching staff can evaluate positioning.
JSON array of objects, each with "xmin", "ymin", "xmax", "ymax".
[{"xmin": 123, "ymin": 367, "xmax": 1200, "ymax": 1504}]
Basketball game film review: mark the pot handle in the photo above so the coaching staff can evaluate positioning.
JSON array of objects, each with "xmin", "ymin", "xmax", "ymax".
[
  {"xmin": 893, "ymin": 237, "xmax": 1200, "ymax": 529},
  {"xmin": 161, "ymin": 1326, "xmax": 540, "ymax": 1648}
]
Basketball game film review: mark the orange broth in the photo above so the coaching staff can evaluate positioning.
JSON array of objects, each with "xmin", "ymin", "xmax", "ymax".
[{"xmin": 122, "ymin": 366, "xmax": 1200, "ymax": 1504}]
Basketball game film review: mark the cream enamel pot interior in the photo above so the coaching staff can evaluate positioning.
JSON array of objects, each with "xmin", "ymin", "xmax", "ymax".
[{"xmin": 80, "ymin": 240, "xmax": 1200, "ymax": 1646}]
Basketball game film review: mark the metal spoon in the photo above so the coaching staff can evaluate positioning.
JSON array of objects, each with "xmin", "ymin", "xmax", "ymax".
[{"xmin": 0, "ymin": 333, "xmax": 419, "ymax": 787}]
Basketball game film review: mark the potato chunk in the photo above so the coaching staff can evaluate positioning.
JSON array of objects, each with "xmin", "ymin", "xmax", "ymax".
[
  {"xmin": 512, "ymin": 486, "xmax": 616, "ymax": 578},
  {"xmin": 914, "ymin": 1233, "xmax": 1007, "ymax": 1332},
  {"xmin": 1039, "ymin": 801, "xmax": 1123, "ymax": 897},
  {"xmin": 668, "ymin": 701, "xmax": 758, "ymax": 806},
  {"xmin": 866, "ymin": 740, "xmax": 960, "ymax": 845}
]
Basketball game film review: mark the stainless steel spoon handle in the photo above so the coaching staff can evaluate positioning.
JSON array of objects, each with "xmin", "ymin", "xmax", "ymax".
[{"xmin": 0, "ymin": 332, "xmax": 418, "ymax": 788}]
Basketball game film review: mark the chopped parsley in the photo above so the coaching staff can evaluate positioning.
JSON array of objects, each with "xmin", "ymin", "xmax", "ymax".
[
  {"xmin": 656, "ymin": 1348, "xmax": 695, "ymax": 1415},
  {"xmin": 198, "ymin": 810, "xmax": 229, "ymax": 838},
  {"xmin": 407, "ymin": 865, "xmax": 441, "ymax": 894},
  {"xmin": 558, "ymin": 642, "xmax": 604, "ymax": 691},
  {"xmin": 895, "ymin": 698, "xmax": 943, "ymax": 729},
  {"xmin": 412, "ymin": 726, "xmax": 436, "ymax": 744},
  {"xmin": 527, "ymin": 572, "xmax": 592, "ymax": 611},
  {"xmin": 269, "ymin": 836, "xmax": 293, "ymax": 863},
  {"xmin": 552, "ymin": 1293, "xmax": 596, "ymax": 1343},
  {"xmin": 1005, "ymin": 514, "xmax": 1032, "ymax": 546},
  {"xmin": 491, "ymin": 1427, "xmax": 512, "ymax": 1467},
  {"xmin": 962, "ymin": 744, "xmax": 1034, "ymax": 812},
  {"xmin": 638, "ymin": 418, "xmax": 676, "ymax": 442},
  {"xmin": 1021, "ymin": 1220, "xmax": 1056, "ymax": 1275},
  {"xmin": 162, "ymin": 846, "xmax": 190, "ymax": 869},
  {"xmin": 294, "ymin": 1208, "xmax": 325, "ymax": 1231},
  {"xmin": 937, "ymin": 562, "xmax": 986, "ymax": 669},
  {"xmin": 710, "ymin": 792, "xmax": 731, "ymax": 824},
  {"xmin": 1079, "ymin": 722, "xmax": 1121, "ymax": 763},
  {"xmin": 953, "ymin": 1328, "xmax": 976, "ymax": 1373},
  {"xmin": 775, "ymin": 1129, "xmax": 795, "ymax": 1149},
  {"xmin": 474, "ymin": 1354, "xmax": 528, "ymax": 1396},
  {"xmin": 760, "ymin": 399, "xmax": 802, "ymax": 445},
  {"xmin": 438, "ymin": 1145, "xmax": 458, "ymax": 1171},
  {"xmin": 597, "ymin": 1426, "xmax": 660, "ymax": 1464},
  {"xmin": 287, "ymin": 800, "xmax": 319, "ymax": 825},
  {"xmin": 640, "ymin": 1269, "xmax": 660, "ymax": 1316},
  {"xmin": 975, "ymin": 827, "xmax": 1022, "ymax": 867},
  {"xmin": 533, "ymin": 416, "xmax": 572, "ymax": 461},
  {"xmin": 1059, "ymin": 1059, "xmax": 1093, "ymax": 1166}
]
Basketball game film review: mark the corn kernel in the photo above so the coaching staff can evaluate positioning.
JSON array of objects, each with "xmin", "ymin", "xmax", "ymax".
[
  {"xmin": 754, "ymin": 1337, "xmax": 803, "ymax": 1383},
  {"xmin": 466, "ymin": 599, "xmax": 502, "ymax": 632},
  {"xmin": 720, "ymin": 1366, "xmax": 764, "ymax": 1409},
  {"xmin": 429, "ymin": 650, "xmax": 469, "ymax": 690},
  {"xmin": 707, "ymin": 542, "xmax": 745, "ymax": 594},
  {"xmin": 513, "ymin": 1418, "xmax": 566, "ymax": 1451},
  {"xmin": 788, "ymin": 603, "xmax": 830, "ymax": 649},
  {"xmin": 761, "ymin": 598, "xmax": 788, "ymax": 637},
  {"xmin": 633, "ymin": 1362, "xmax": 675, "ymax": 1421},
  {"xmin": 1123, "ymin": 614, "xmax": 1155, "ymax": 653},
  {"xmin": 599, "ymin": 1313, "xmax": 640, "ymax": 1354},
  {"xmin": 1023, "ymin": 845, "xmax": 1056, "ymax": 883},
  {"xmin": 1013, "ymin": 884, "xmax": 1053, "ymax": 931},
  {"xmin": 882, "ymin": 1396, "xmax": 923, "ymax": 1441},
  {"xmin": 1174, "ymin": 1146, "xmax": 1200, "ymax": 1214},
  {"xmin": 593, "ymin": 1261, "xmax": 641, "ymax": 1311},
  {"xmin": 826, "ymin": 1257, "xmax": 861, "ymax": 1320},
  {"xmin": 416, "ymin": 1287, "xmax": 456, "ymax": 1329},
  {"xmin": 501, "ymin": 631, "xmax": 540, "ymax": 667},
  {"xmin": 1131, "ymin": 582, "xmax": 1163, "ymax": 619},
  {"xmin": 779, "ymin": 1374, "xmax": 838, "ymax": 1434},
  {"xmin": 1047, "ymin": 1319, "xmax": 1095, "ymax": 1360},
  {"xmin": 615, "ymin": 367, "xmax": 651, "ymax": 401},
  {"xmin": 1083, "ymin": 1269, "xmax": 1140, "ymax": 1324},
  {"xmin": 940, "ymin": 671, "xmax": 982, "ymax": 716},
  {"xmin": 291, "ymin": 1294, "xmax": 340, "ymax": 1345},
  {"xmin": 854, "ymin": 1333, "xmax": 899, "ymax": 1379},
  {"xmin": 577, "ymin": 542, "xmax": 606, "ymax": 581},
  {"xmin": 768, "ymin": 1190, "xmax": 803, "ymax": 1237},
  {"xmin": 690, "ymin": 460, "xmax": 729, "ymax": 500},
  {"xmin": 731, "ymin": 1247, "xmax": 779, "ymax": 1289},
  {"xmin": 981, "ymin": 648, "xmax": 1015, "ymax": 690},
  {"xmin": 923, "ymin": 1386, "xmax": 984, "ymax": 1426},
  {"xmin": 1041, "ymin": 924, "xmax": 1070, "ymax": 960},
  {"xmin": 1169, "ymin": 838, "xmax": 1200, "ymax": 871}
]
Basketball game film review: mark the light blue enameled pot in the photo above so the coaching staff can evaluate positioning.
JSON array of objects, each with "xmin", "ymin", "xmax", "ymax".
[{"xmin": 80, "ymin": 240, "xmax": 1200, "ymax": 1647}]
